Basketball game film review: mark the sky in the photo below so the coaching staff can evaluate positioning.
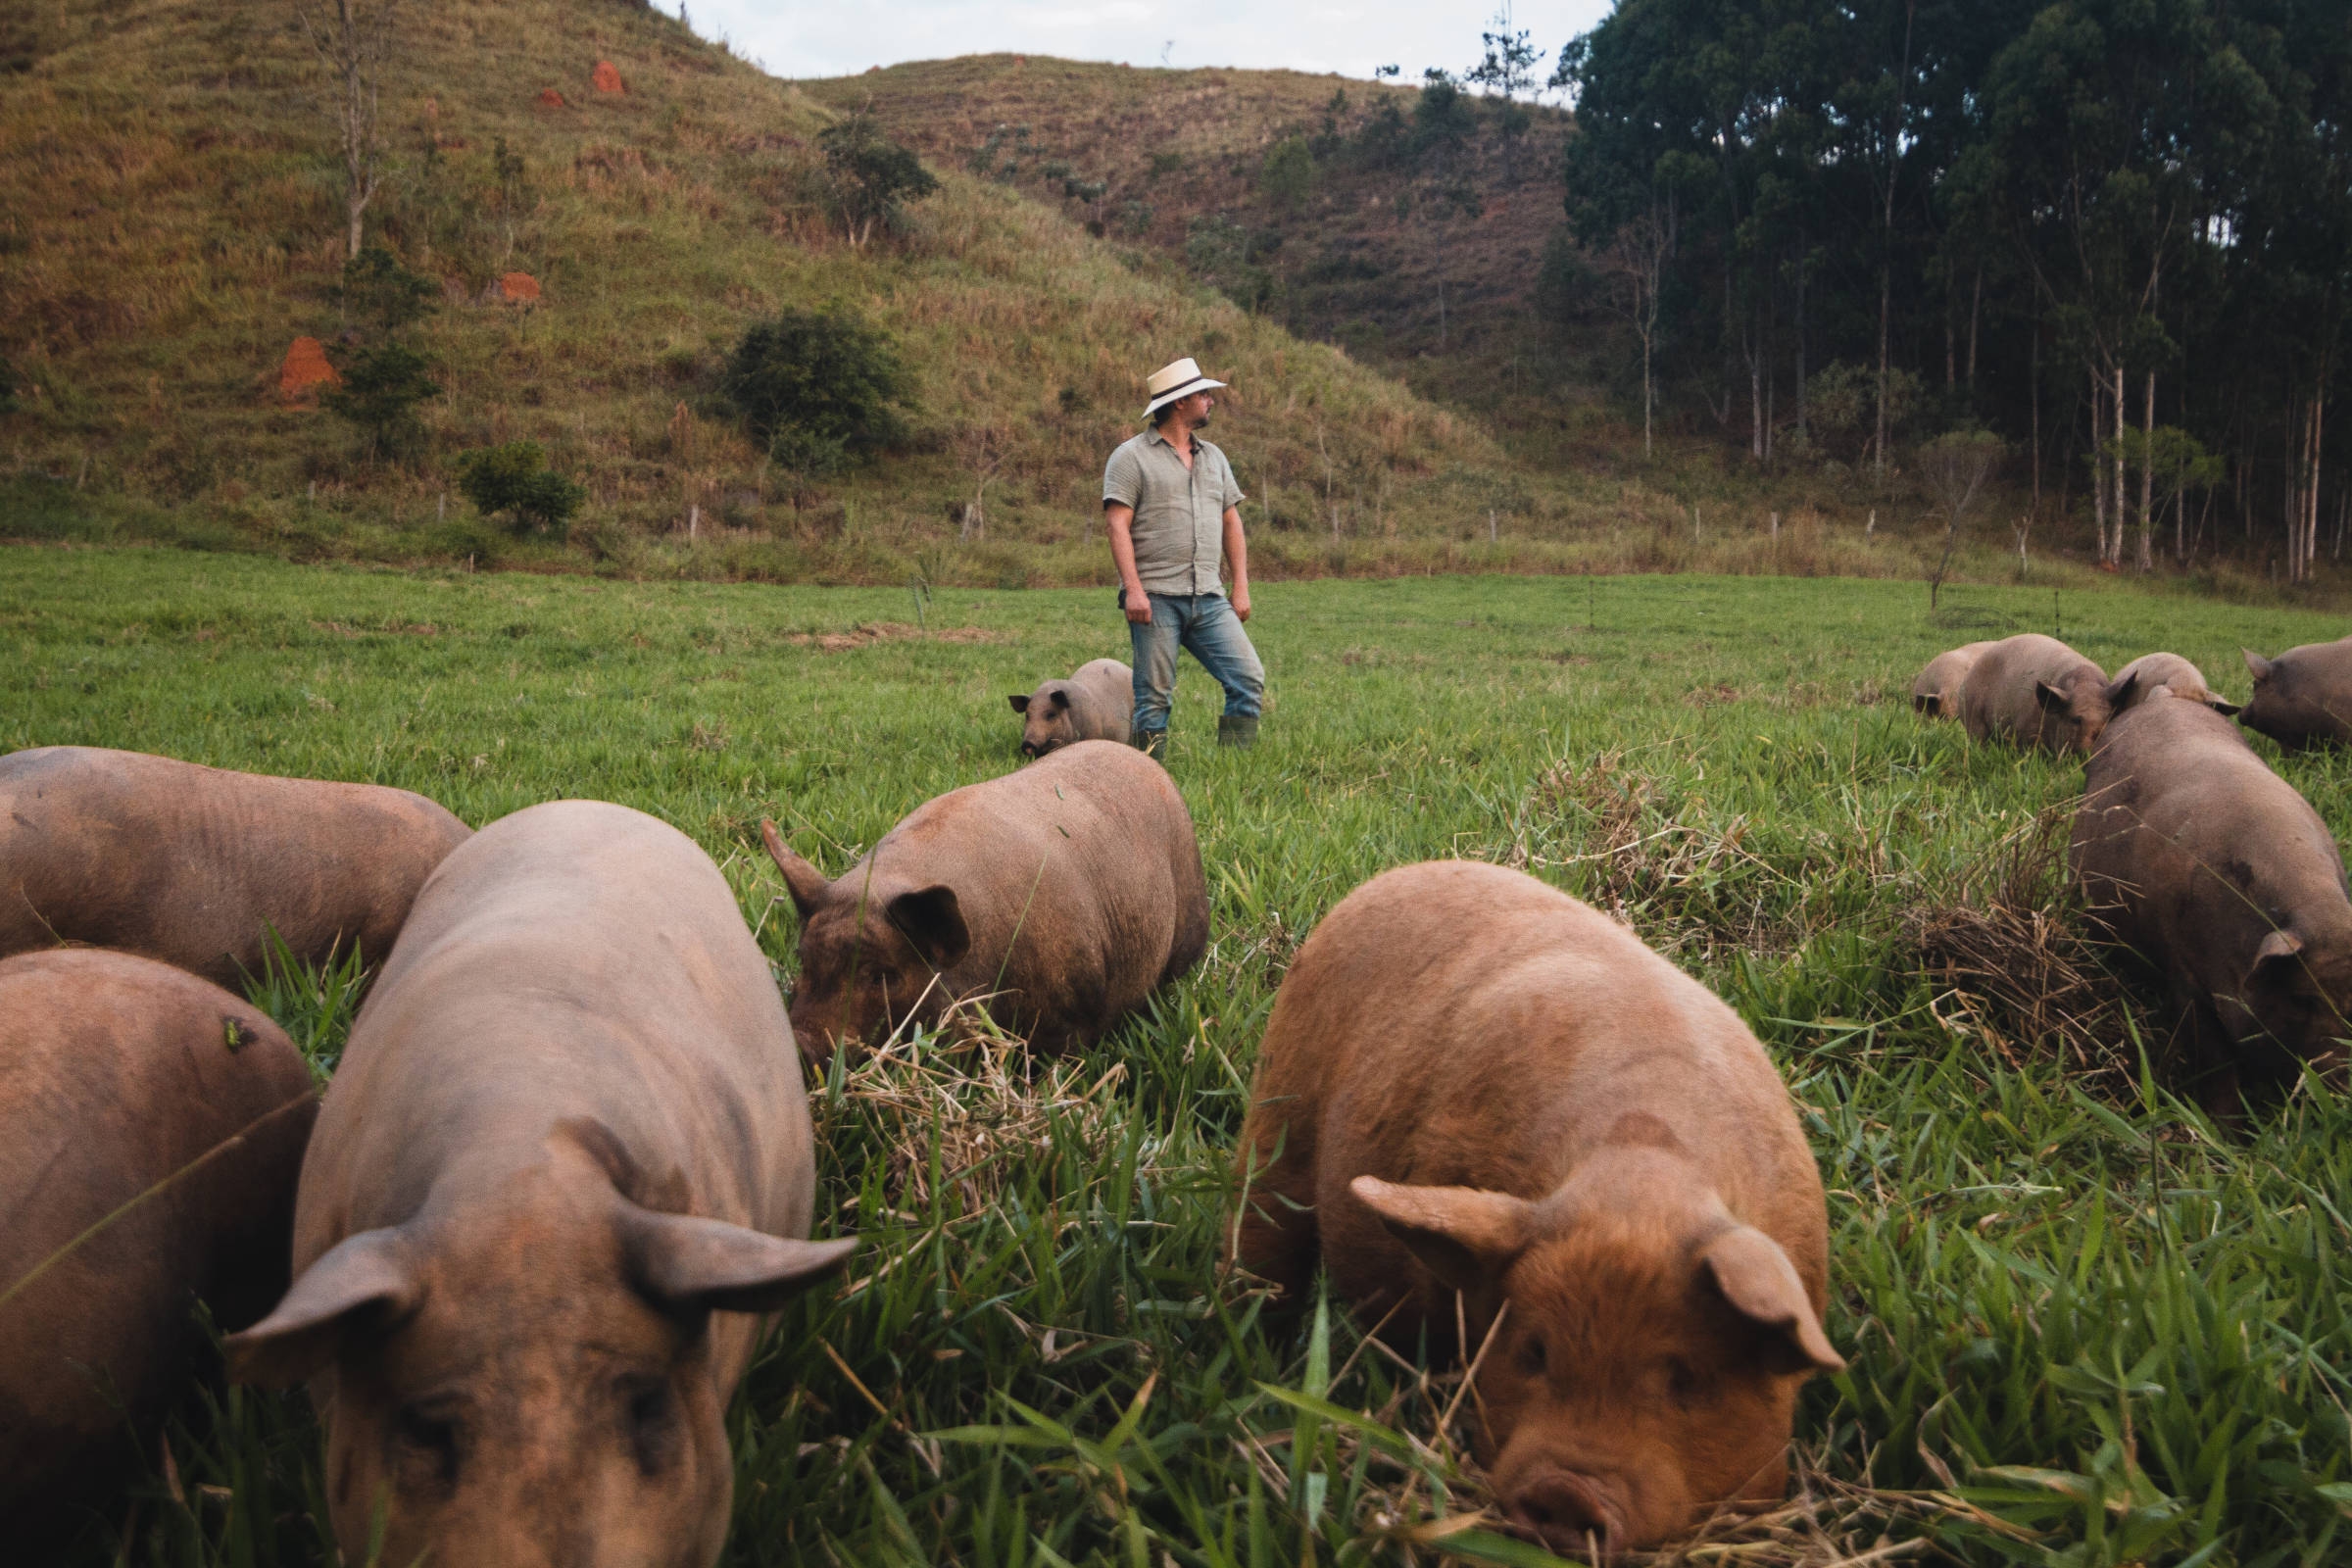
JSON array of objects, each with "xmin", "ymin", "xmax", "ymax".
[{"xmin": 682, "ymin": 1, "xmax": 1617, "ymax": 87}]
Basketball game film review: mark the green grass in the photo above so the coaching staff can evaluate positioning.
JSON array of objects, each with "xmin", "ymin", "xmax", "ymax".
[{"xmin": 8, "ymin": 546, "xmax": 2352, "ymax": 1566}]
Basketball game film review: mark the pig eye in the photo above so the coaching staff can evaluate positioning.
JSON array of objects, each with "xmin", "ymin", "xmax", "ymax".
[
  {"xmin": 393, "ymin": 1403, "xmax": 462, "ymax": 1490},
  {"xmin": 620, "ymin": 1375, "xmax": 682, "ymax": 1477},
  {"xmin": 1515, "ymin": 1334, "xmax": 1547, "ymax": 1376}
]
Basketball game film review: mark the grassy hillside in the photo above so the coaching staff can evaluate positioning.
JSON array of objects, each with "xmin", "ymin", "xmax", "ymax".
[
  {"xmin": 1, "ymin": 0, "xmax": 1567, "ymax": 579},
  {"xmin": 11, "ymin": 545, "xmax": 2352, "ymax": 1564}
]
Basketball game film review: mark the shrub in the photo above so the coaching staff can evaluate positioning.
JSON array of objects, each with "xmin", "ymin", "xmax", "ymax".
[
  {"xmin": 322, "ymin": 342, "xmax": 440, "ymax": 461},
  {"xmin": 720, "ymin": 308, "xmax": 914, "ymax": 463},
  {"xmin": 334, "ymin": 247, "xmax": 436, "ymax": 339},
  {"xmin": 1259, "ymin": 136, "xmax": 1315, "ymax": 210},
  {"xmin": 0, "ymin": 353, "xmax": 18, "ymax": 415},
  {"xmin": 818, "ymin": 113, "xmax": 939, "ymax": 248},
  {"xmin": 1807, "ymin": 361, "xmax": 1921, "ymax": 466},
  {"xmin": 455, "ymin": 441, "xmax": 586, "ymax": 536}
]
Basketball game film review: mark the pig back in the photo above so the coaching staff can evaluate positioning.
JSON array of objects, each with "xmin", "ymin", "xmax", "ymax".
[
  {"xmin": 1260, "ymin": 861, "xmax": 1826, "ymax": 1309},
  {"xmin": 0, "ymin": 951, "xmax": 317, "ymax": 1538},
  {"xmin": 1959, "ymin": 634, "xmax": 2104, "ymax": 746},
  {"xmin": 1071, "ymin": 659, "xmax": 1136, "ymax": 740},
  {"xmin": 2242, "ymin": 637, "xmax": 2352, "ymax": 749},
  {"xmin": 306, "ymin": 801, "xmax": 812, "ymax": 1259},
  {"xmin": 2074, "ymin": 698, "xmax": 2349, "ymax": 962},
  {"xmin": 0, "ymin": 746, "xmax": 471, "ymax": 986}
]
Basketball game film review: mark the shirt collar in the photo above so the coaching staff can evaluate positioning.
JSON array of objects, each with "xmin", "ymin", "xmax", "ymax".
[{"xmin": 1147, "ymin": 425, "xmax": 1195, "ymax": 453}]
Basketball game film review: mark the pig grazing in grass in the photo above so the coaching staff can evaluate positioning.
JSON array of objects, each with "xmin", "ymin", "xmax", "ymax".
[
  {"xmin": 1911, "ymin": 640, "xmax": 1995, "ymax": 717},
  {"xmin": 2073, "ymin": 691, "xmax": 2352, "ymax": 1113},
  {"xmin": 1, "ymin": 951, "xmax": 317, "ymax": 1546},
  {"xmin": 1234, "ymin": 860, "xmax": 1840, "ymax": 1558},
  {"xmin": 762, "ymin": 739, "xmax": 1208, "ymax": 1061},
  {"xmin": 2108, "ymin": 653, "xmax": 2238, "ymax": 714},
  {"xmin": 1958, "ymin": 634, "xmax": 2113, "ymax": 752},
  {"xmin": 2238, "ymin": 636, "xmax": 2352, "ymax": 750},
  {"xmin": 1009, "ymin": 658, "xmax": 1133, "ymax": 758},
  {"xmin": 225, "ymin": 802, "xmax": 854, "ymax": 1568},
  {"xmin": 0, "ymin": 746, "xmax": 471, "ymax": 987}
]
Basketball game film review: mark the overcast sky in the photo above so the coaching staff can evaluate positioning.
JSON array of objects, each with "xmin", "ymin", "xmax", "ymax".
[{"xmin": 683, "ymin": 2, "xmax": 1616, "ymax": 87}]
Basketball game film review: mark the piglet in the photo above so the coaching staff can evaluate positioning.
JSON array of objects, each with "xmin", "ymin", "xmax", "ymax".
[
  {"xmin": 1911, "ymin": 640, "xmax": 1995, "ymax": 718},
  {"xmin": 225, "ymin": 801, "xmax": 854, "ymax": 1568},
  {"xmin": 1009, "ymin": 658, "xmax": 1133, "ymax": 757},
  {"xmin": 2239, "ymin": 636, "xmax": 2352, "ymax": 750},
  {"xmin": 1234, "ymin": 860, "xmax": 1840, "ymax": 1557},
  {"xmin": 1959, "ymin": 634, "xmax": 2112, "ymax": 752}
]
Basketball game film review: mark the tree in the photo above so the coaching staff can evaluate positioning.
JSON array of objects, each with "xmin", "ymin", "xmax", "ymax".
[
  {"xmin": 818, "ymin": 112, "xmax": 939, "ymax": 249},
  {"xmin": 455, "ymin": 441, "xmax": 586, "ymax": 537},
  {"xmin": 1602, "ymin": 210, "xmax": 1670, "ymax": 457},
  {"xmin": 1922, "ymin": 429, "xmax": 2003, "ymax": 606},
  {"xmin": 323, "ymin": 341, "xmax": 438, "ymax": 462},
  {"xmin": 720, "ymin": 308, "xmax": 916, "ymax": 463},
  {"xmin": 1260, "ymin": 137, "xmax": 1315, "ymax": 211},
  {"xmin": 294, "ymin": 0, "xmax": 404, "ymax": 258},
  {"xmin": 1465, "ymin": 5, "xmax": 1542, "ymax": 182}
]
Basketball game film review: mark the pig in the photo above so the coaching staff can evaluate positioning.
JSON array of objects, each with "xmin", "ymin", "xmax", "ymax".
[
  {"xmin": 762, "ymin": 738, "xmax": 1208, "ymax": 1061},
  {"xmin": 1008, "ymin": 658, "xmax": 1134, "ymax": 758},
  {"xmin": 1910, "ymin": 640, "xmax": 1995, "ymax": 718},
  {"xmin": 1233, "ymin": 860, "xmax": 1841, "ymax": 1558},
  {"xmin": 2107, "ymin": 652, "xmax": 2238, "ymax": 714},
  {"xmin": 1, "ymin": 950, "xmax": 317, "ymax": 1546},
  {"xmin": 1957, "ymin": 633, "xmax": 2112, "ymax": 752},
  {"xmin": 0, "ymin": 746, "xmax": 471, "ymax": 987},
  {"xmin": 222, "ymin": 801, "xmax": 856, "ymax": 1568},
  {"xmin": 2072, "ymin": 690, "xmax": 2352, "ymax": 1114},
  {"xmin": 2238, "ymin": 636, "xmax": 2352, "ymax": 750}
]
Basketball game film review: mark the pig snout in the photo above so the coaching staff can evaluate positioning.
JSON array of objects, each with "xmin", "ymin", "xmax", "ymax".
[
  {"xmin": 1501, "ymin": 1466, "xmax": 1626, "ymax": 1559},
  {"xmin": 1019, "ymin": 737, "xmax": 1047, "ymax": 759}
]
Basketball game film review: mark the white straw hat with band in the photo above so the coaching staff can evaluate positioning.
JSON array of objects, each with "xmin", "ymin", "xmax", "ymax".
[{"xmin": 1143, "ymin": 357, "xmax": 1228, "ymax": 418}]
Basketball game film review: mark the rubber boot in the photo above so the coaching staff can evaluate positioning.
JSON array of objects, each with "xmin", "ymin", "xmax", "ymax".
[
  {"xmin": 1217, "ymin": 714, "xmax": 1258, "ymax": 749},
  {"xmin": 1129, "ymin": 728, "xmax": 1167, "ymax": 760}
]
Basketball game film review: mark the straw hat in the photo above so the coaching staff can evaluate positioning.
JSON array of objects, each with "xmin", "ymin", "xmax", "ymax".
[{"xmin": 1143, "ymin": 357, "xmax": 1228, "ymax": 417}]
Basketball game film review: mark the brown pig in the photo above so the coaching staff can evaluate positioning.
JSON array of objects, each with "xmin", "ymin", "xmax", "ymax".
[
  {"xmin": 1958, "ymin": 633, "xmax": 2112, "ymax": 752},
  {"xmin": 762, "ymin": 739, "xmax": 1207, "ymax": 1061},
  {"xmin": 2238, "ymin": 636, "xmax": 2352, "ymax": 750},
  {"xmin": 2072, "ymin": 690, "xmax": 2352, "ymax": 1113},
  {"xmin": 0, "ymin": 951, "xmax": 317, "ymax": 1545},
  {"xmin": 1234, "ymin": 860, "xmax": 1840, "ymax": 1558},
  {"xmin": 1009, "ymin": 658, "xmax": 1133, "ymax": 758},
  {"xmin": 0, "ymin": 746, "xmax": 471, "ymax": 986},
  {"xmin": 1911, "ymin": 640, "xmax": 1995, "ymax": 717},
  {"xmin": 2108, "ymin": 652, "xmax": 2238, "ymax": 714},
  {"xmin": 222, "ymin": 801, "xmax": 855, "ymax": 1568}
]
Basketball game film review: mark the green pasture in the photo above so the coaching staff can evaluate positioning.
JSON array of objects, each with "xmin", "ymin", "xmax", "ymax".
[{"xmin": 7, "ymin": 546, "xmax": 2351, "ymax": 1567}]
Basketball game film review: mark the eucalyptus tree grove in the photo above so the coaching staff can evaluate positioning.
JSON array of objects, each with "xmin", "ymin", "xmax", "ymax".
[{"xmin": 1556, "ymin": 0, "xmax": 2352, "ymax": 577}]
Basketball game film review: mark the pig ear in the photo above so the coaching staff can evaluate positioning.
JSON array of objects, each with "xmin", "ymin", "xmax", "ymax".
[
  {"xmin": 2034, "ymin": 679, "xmax": 2071, "ymax": 713},
  {"xmin": 760, "ymin": 820, "xmax": 831, "ymax": 919},
  {"xmin": 618, "ymin": 1205, "xmax": 858, "ymax": 1315},
  {"xmin": 887, "ymin": 885, "xmax": 970, "ymax": 970},
  {"xmin": 2243, "ymin": 648, "xmax": 2273, "ymax": 682},
  {"xmin": 1008, "ymin": 693, "xmax": 1031, "ymax": 714},
  {"xmin": 1349, "ymin": 1176, "xmax": 1535, "ymax": 1292},
  {"xmin": 222, "ymin": 1228, "xmax": 418, "ymax": 1389},
  {"xmin": 2248, "ymin": 927, "xmax": 2305, "ymax": 982},
  {"xmin": 2102, "ymin": 670, "xmax": 2139, "ymax": 710},
  {"xmin": 1049, "ymin": 688, "xmax": 1071, "ymax": 710},
  {"xmin": 2207, "ymin": 696, "xmax": 2243, "ymax": 716},
  {"xmin": 1697, "ymin": 1228, "xmax": 1843, "ymax": 1375}
]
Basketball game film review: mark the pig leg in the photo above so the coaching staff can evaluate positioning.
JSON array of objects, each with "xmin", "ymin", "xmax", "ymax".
[
  {"xmin": 1232, "ymin": 1102, "xmax": 1319, "ymax": 1307},
  {"xmin": 2178, "ymin": 992, "xmax": 2244, "ymax": 1126}
]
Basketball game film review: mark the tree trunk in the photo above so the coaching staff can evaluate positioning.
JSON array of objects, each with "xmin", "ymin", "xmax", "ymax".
[
  {"xmin": 2137, "ymin": 369, "xmax": 2155, "ymax": 572},
  {"xmin": 2029, "ymin": 321, "xmax": 2041, "ymax": 515},
  {"xmin": 1966, "ymin": 264, "xmax": 1982, "ymax": 390},
  {"xmin": 2111, "ymin": 364, "xmax": 2127, "ymax": 565},
  {"xmin": 2089, "ymin": 368, "xmax": 2109, "ymax": 563}
]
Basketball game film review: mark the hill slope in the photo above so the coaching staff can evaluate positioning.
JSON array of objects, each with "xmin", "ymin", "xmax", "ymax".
[{"xmin": 0, "ymin": 0, "xmax": 1591, "ymax": 580}]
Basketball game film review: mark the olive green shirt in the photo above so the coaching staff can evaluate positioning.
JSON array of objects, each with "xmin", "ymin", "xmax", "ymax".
[{"xmin": 1102, "ymin": 427, "xmax": 1246, "ymax": 597}]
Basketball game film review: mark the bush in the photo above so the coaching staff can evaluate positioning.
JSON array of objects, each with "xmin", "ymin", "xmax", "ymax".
[
  {"xmin": 455, "ymin": 441, "xmax": 586, "ymax": 537},
  {"xmin": 322, "ymin": 342, "xmax": 440, "ymax": 462},
  {"xmin": 0, "ymin": 353, "xmax": 18, "ymax": 415},
  {"xmin": 1259, "ymin": 137, "xmax": 1315, "ymax": 210},
  {"xmin": 818, "ymin": 113, "xmax": 939, "ymax": 248},
  {"xmin": 334, "ymin": 247, "xmax": 436, "ymax": 339},
  {"xmin": 1807, "ymin": 361, "xmax": 1921, "ymax": 466},
  {"xmin": 720, "ymin": 308, "xmax": 915, "ymax": 463}
]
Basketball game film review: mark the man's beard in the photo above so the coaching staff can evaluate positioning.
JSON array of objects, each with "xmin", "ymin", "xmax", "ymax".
[{"xmin": 1194, "ymin": 413, "xmax": 1211, "ymax": 429}]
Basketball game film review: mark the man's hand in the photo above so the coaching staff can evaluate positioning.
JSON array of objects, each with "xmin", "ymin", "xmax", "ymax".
[
  {"xmin": 1232, "ymin": 584, "xmax": 1251, "ymax": 622},
  {"xmin": 1125, "ymin": 589, "xmax": 1153, "ymax": 625}
]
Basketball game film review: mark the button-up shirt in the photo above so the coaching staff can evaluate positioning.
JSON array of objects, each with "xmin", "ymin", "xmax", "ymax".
[{"xmin": 1102, "ymin": 426, "xmax": 1247, "ymax": 597}]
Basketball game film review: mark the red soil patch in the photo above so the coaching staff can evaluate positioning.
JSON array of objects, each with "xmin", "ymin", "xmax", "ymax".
[
  {"xmin": 592, "ymin": 60, "xmax": 625, "ymax": 94},
  {"xmin": 787, "ymin": 622, "xmax": 1004, "ymax": 651},
  {"xmin": 277, "ymin": 336, "xmax": 339, "ymax": 400},
  {"xmin": 495, "ymin": 272, "xmax": 541, "ymax": 306},
  {"xmin": 538, "ymin": 87, "xmax": 567, "ymax": 107}
]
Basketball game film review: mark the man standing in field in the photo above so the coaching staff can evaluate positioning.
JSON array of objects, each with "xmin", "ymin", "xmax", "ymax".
[{"xmin": 1102, "ymin": 356, "xmax": 1265, "ymax": 756}]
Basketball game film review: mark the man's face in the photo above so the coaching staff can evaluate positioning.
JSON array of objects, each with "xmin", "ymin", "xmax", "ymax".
[{"xmin": 1179, "ymin": 390, "xmax": 1214, "ymax": 428}]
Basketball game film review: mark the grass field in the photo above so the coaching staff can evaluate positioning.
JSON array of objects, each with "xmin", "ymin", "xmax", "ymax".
[{"xmin": 8, "ymin": 545, "xmax": 2352, "ymax": 1567}]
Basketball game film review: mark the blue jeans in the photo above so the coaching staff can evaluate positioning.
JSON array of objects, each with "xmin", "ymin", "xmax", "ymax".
[{"xmin": 1128, "ymin": 593, "xmax": 1264, "ymax": 735}]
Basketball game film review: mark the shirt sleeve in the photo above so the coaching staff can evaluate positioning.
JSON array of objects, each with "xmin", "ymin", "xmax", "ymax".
[
  {"xmin": 1216, "ymin": 449, "xmax": 1246, "ymax": 511},
  {"xmin": 1102, "ymin": 443, "xmax": 1142, "ymax": 509}
]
